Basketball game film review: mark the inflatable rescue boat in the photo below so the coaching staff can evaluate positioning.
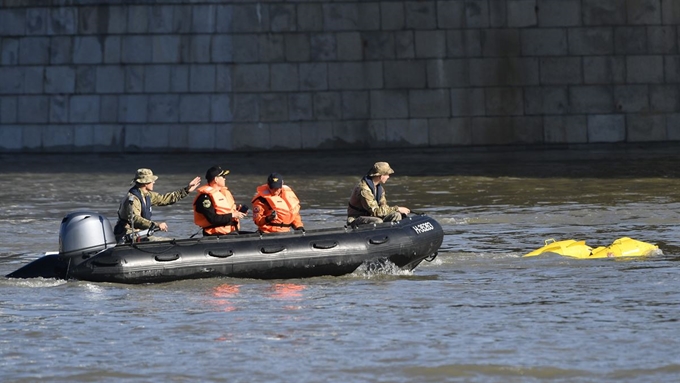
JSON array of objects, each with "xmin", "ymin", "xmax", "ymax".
[
  {"xmin": 6, "ymin": 211, "xmax": 443, "ymax": 284},
  {"xmin": 523, "ymin": 237, "xmax": 659, "ymax": 259}
]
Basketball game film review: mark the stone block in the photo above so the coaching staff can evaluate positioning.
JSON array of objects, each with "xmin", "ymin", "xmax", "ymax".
[
  {"xmin": 0, "ymin": 96, "xmax": 17, "ymax": 123},
  {"xmin": 447, "ymin": 30, "xmax": 482, "ymax": 57},
  {"xmin": 73, "ymin": 36, "xmax": 102, "ymax": 64},
  {"xmin": 544, "ymin": 115, "xmax": 588, "ymax": 143},
  {"xmin": 118, "ymin": 95, "xmax": 148, "ymax": 123},
  {"xmin": 341, "ymin": 91, "xmax": 370, "ymax": 119},
  {"xmin": 300, "ymin": 62, "xmax": 329, "ymax": 90},
  {"xmin": 370, "ymin": 90, "xmax": 408, "ymax": 118},
  {"xmin": 260, "ymin": 93, "xmax": 288, "ymax": 122},
  {"xmin": 485, "ymin": 87, "xmax": 524, "ymax": 116},
  {"xmin": 180, "ymin": 94, "xmax": 211, "ymax": 123},
  {"xmin": 482, "ymin": 29, "xmax": 521, "ymax": 57},
  {"xmin": 24, "ymin": 66, "xmax": 44, "ymax": 94},
  {"xmin": 190, "ymin": 65, "xmax": 216, "ymax": 93},
  {"xmin": 216, "ymin": 65, "xmax": 232, "ymax": 93},
  {"xmin": 583, "ymin": 0, "xmax": 626, "ymax": 25},
  {"xmin": 103, "ymin": 36, "xmax": 121, "ymax": 64},
  {"xmin": 471, "ymin": 116, "xmax": 542, "ymax": 145},
  {"xmin": 614, "ymin": 85, "xmax": 649, "ymax": 113},
  {"xmin": 358, "ymin": 3, "xmax": 381, "ymax": 30},
  {"xmin": 323, "ymin": 3, "xmax": 358, "ymax": 31},
  {"xmin": 524, "ymin": 86, "xmax": 568, "ymax": 115},
  {"xmin": 584, "ymin": 56, "xmax": 626, "ymax": 84},
  {"xmin": 437, "ymin": 0, "xmax": 465, "ymax": 28},
  {"xmin": 0, "ymin": 125, "xmax": 22, "ymax": 150},
  {"xmin": 122, "ymin": 36, "xmax": 152, "ymax": 64},
  {"xmin": 301, "ymin": 121, "xmax": 334, "ymax": 149},
  {"xmin": 385, "ymin": 119, "xmax": 429, "ymax": 147},
  {"xmin": 259, "ymin": 34, "xmax": 285, "ymax": 62},
  {"xmin": 271, "ymin": 63, "xmax": 299, "ymax": 91},
  {"xmin": 192, "ymin": 5, "xmax": 216, "ymax": 33},
  {"xmin": 270, "ymin": 3, "xmax": 296, "ymax": 32},
  {"xmin": 465, "ymin": 0, "xmax": 491, "ymax": 28},
  {"xmin": 490, "ymin": 0, "xmax": 508, "ymax": 27},
  {"xmin": 331, "ymin": 120, "xmax": 375, "ymax": 148},
  {"xmin": 100, "ymin": 95, "xmax": 118, "ymax": 123},
  {"xmin": 232, "ymin": 4, "xmax": 270, "ymax": 33},
  {"xmin": 22, "ymin": 126, "xmax": 43, "ymax": 150},
  {"xmin": 171, "ymin": 65, "xmax": 189, "ymax": 93},
  {"xmin": 232, "ymin": 34, "xmax": 258, "ymax": 63},
  {"xmin": 2, "ymin": 38, "xmax": 19, "ymax": 65},
  {"xmin": 69, "ymin": 95, "xmax": 100, "ymax": 123},
  {"xmin": 451, "ymin": 88, "xmax": 485, "ymax": 116},
  {"xmin": 537, "ymin": 0, "xmax": 581, "ymax": 26},
  {"xmin": 627, "ymin": 56, "xmax": 664, "ymax": 83},
  {"xmin": 521, "ymin": 29, "xmax": 568, "ymax": 56},
  {"xmin": 313, "ymin": 92, "xmax": 341, "ymax": 120},
  {"xmin": 0, "ymin": 68, "xmax": 23, "ymax": 94},
  {"xmin": 362, "ymin": 32, "xmax": 395, "ymax": 60},
  {"xmin": 232, "ymin": 94, "xmax": 259, "ymax": 122},
  {"xmin": 232, "ymin": 123, "xmax": 270, "ymax": 150},
  {"xmin": 311, "ymin": 33, "xmax": 337, "ymax": 61},
  {"xmin": 395, "ymin": 31, "xmax": 415, "ymax": 59},
  {"xmin": 381, "ymin": 2, "xmax": 405, "ymax": 30},
  {"xmin": 508, "ymin": 0, "xmax": 538, "ymax": 27},
  {"xmin": 427, "ymin": 59, "xmax": 469, "ymax": 88},
  {"xmin": 144, "ymin": 65, "xmax": 171, "ymax": 93},
  {"xmin": 49, "ymin": 95, "xmax": 68, "ymax": 123},
  {"xmin": 336, "ymin": 32, "xmax": 363, "ymax": 61},
  {"xmin": 76, "ymin": 66, "xmax": 96, "ymax": 93},
  {"xmin": 211, "ymin": 94, "xmax": 233, "ymax": 123},
  {"xmin": 289, "ymin": 93, "xmax": 313, "ymax": 121},
  {"xmin": 106, "ymin": 6, "xmax": 127, "ymax": 34},
  {"xmin": 233, "ymin": 64, "xmax": 269, "ymax": 92},
  {"xmin": 187, "ymin": 125, "xmax": 217, "ymax": 150},
  {"xmin": 469, "ymin": 58, "xmax": 539, "ymax": 86},
  {"xmin": 568, "ymin": 28, "xmax": 614, "ymax": 55},
  {"xmin": 587, "ymin": 114, "xmax": 625, "ymax": 142},
  {"xmin": 49, "ymin": 7, "xmax": 77, "ymax": 35},
  {"xmin": 570, "ymin": 85, "xmax": 615, "ymax": 113},
  {"xmin": 667, "ymin": 114, "xmax": 680, "ymax": 140},
  {"xmin": 20, "ymin": 37, "xmax": 49, "ymax": 65},
  {"xmin": 174, "ymin": 5, "xmax": 193, "ymax": 34},
  {"xmin": 614, "ymin": 27, "xmax": 647, "ymax": 54},
  {"xmin": 404, "ymin": 1, "xmax": 437, "ymax": 29},
  {"xmin": 415, "ymin": 30, "xmax": 446, "ymax": 58},
  {"xmin": 648, "ymin": 26, "xmax": 677, "ymax": 54},
  {"xmin": 270, "ymin": 122, "xmax": 302, "ymax": 149},
  {"xmin": 285, "ymin": 34, "xmax": 310, "ymax": 62},
  {"xmin": 27, "ymin": 8, "xmax": 48, "ymax": 35},
  {"xmin": 213, "ymin": 124, "xmax": 234, "ymax": 151},
  {"xmin": 95, "ymin": 66, "xmax": 124, "ymax": 94},
  {"xmin": 330, "ymin": 62, "xmax": 383, "ymax": 90},
  {"xmin": 215, "ymin": 5, "xmax": 234, "ymax": 33},
  {"xmin": 628, "ymin": 114, "xmax": 666, "ymax": 141},
  {"xmin": 125, "ymin": 126, "xmax": 170, "ymax": 151},
  {"xmin": 168, "ymin": 126, "xmax": 189, "ymax": 150},
  {"xmin": 152, "ymin": 35, "xmax": 180, "ymax": 63},
  {"xmin": 189, "ymin": 35, "xmax": 211, "ymax": 63},
  {"xmin": 44, "ymin": 126, "xmax": 74, "ymax": 150},
  {"xmin": 627, "ymin": 0, "xmax": 661, "ymax": 24},
  {"xmin": 73, "ymin": 126, "xmax": 93, "ymax": 150},
  {"xmin": 124, "ymin": 66, "xmax": 144, "ymax": 93},
  {"xmin": 18, "ymin": 96, "xmax": 48, "ymax": 123},
  {"xmin": 0, "ymin": 9, "xmax": 25, "ymax": 36},
  {"xmin": 127, "ymin": 6, "xmax": 148, "ymax": 33},
  {"xmin": 148, "ymin": 6, "xmax": 174, "ymax": 34},
  {"xmin": 650, "ymin": 84, "xmax": 680, "ymax": 112},
  {"xmin": 540, "ymin": 57, "xmax": 582, "ymax": 84},
  {"xmin": 409, "ymin": 89, "xmax": 450, "ymax": 117},
  {"xmin": 48, "ymin": 37, "xmax": 71, "ymax": 65},
  {"xmin": 298, "ymin": 3, "xmax": 323, "ymax": 31},
  {"xmin": 429, "ymin": 117, "xmax": 473, "ymax": 146},
  {"xmin": 148, "ymin": 95, "xmax": 179, "ymax": 123},
  {"xmin": 384, "ymin": 61, "xmax": 425, "ymax": 89}
]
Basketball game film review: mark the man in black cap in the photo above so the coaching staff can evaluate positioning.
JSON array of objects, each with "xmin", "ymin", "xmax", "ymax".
[
  {"xmin": 347, "ymin": 161, "xmax": 410, "ymax": 226},
  {"xmin": 193, "ymin": 165, "xmax": 248, "ymax": 236},
  {"xmin": 251, "ymin": 172, "xmax": 304, "ymax": 233}
]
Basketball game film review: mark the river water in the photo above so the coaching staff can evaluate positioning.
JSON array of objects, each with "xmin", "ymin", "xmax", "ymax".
[{"xmin": 2, "ymin": 147, "xmax": 680, "ymax": 382}]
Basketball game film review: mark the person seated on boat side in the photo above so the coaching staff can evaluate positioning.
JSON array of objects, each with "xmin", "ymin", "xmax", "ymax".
[
  {"xmin": 193, "ymin": 165, "xmax": 248, "ymax": 236},
  {"xmin": 346, "ymin": 161, "xmax": 410, "ymax": 226},
  {"xmin": 114, "ymin": 168, "xmax": 201, "ymax": 243},
  {"xmin": 251, "ymin": 173, "xmax": 304, "ymax": 234}
]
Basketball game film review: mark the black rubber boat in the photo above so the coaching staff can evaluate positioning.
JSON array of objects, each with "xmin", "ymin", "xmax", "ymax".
[{"xmin": 7, "ymin": 211, "xmax": 443, "ymax": 284}]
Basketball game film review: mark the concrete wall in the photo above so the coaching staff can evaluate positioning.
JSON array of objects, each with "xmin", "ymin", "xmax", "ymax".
[{"xmin": 1, "ymin": 0, "xmax": 679, "ymax": 153}]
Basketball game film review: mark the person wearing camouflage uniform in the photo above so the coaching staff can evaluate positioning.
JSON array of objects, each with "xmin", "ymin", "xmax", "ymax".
[
  {"xmin": 346, "ymin": 161, "xmax": 411, "ymax": 226},
  {"xmin": 114, "ymin": 168, "xmax": 201, "ymax": 243}
]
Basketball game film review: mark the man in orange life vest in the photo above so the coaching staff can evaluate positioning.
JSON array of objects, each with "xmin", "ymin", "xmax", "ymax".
[
  {"xmin": 193, "ymin": 165, "xmax": 247, "ymax": 236},
  {"xmin": 252, "ymin": 173, "xmax": 304, "ymax": 233}
]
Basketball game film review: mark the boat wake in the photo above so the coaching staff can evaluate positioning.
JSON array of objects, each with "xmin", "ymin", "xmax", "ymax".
[{"xmin": 352, "ymin": 259, "xmax": 414, "ymax": 278}]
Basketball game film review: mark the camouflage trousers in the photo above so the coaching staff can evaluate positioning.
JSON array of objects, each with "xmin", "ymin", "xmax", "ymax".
[{"xmin": 347, "ymin": 212, "xmax": 402, "ymax": 226}]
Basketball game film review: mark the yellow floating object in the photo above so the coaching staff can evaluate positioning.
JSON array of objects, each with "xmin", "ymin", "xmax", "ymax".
[{"xmin": 523, "ymin": 237, "xmax": 659, "ymax": 259}]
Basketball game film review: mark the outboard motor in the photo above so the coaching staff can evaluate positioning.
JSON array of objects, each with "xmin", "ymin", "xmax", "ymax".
[{"xmin": 60, "ymin": 211, "xmax": 117, "ymax": 258}]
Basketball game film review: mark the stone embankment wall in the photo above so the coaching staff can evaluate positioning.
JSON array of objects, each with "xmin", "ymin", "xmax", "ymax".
[{"xmin": 0, "ymin": 0, "xmax": 679, "ymax": 153}]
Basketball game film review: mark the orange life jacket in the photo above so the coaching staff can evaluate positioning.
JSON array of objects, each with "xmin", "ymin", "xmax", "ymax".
[
  {"xmin": 251, "ymin": 185, "xmax": 301, "ymax": 233},
  {"xmin": 193, "ymin": 184, "xmax": 239, "ymax": 235}
]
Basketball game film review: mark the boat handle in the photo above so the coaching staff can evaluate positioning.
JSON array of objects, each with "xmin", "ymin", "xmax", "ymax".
[
  {"xmin": 261, "ymin": 246, "xmax": 286, "ymax": 254},
  {"xmin": 92, "ymin": 258, "xmax": 121, "ymax": 267},
  {"xmin": 155, "ymin": 254, "xmax": 180, "ymax": 262},
  {"xmin": 313, "ymin": 241, "xmax": 338, "ymax": 250},
  {"xmin": 208, "ymin": 250, "xmax": 234, "ymax": 258},
  {"xmin": 369, "ymin": 236, "xmax": 389, "ymax": 245}
]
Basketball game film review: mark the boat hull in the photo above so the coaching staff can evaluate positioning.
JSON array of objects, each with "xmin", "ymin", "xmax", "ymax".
[{"xmin": 8, "ymin": 215, "xmax": 443, "ymax": 284}]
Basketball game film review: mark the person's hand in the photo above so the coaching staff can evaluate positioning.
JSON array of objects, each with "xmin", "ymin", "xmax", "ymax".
[
  {"xmin": 187, "ymin": 176, "xmax": 201, "ymax": 192},
  {"xmin": 234, "ymin": 211, "xmax": 246, "ymax": 220},
  {"xmin": 157, "ymin": 222, "xmax": 169, "ymax": 232},
  {"xmin": 294, "ymin": 226, "xmax": 305, "ymax": 233},
  {"xmin": 397, "ymin": 206, "xmax": 410, "ymax": 215},
  {"xmin": 266, "ymin": 210, "xmax": 277, "ymax": 222}
]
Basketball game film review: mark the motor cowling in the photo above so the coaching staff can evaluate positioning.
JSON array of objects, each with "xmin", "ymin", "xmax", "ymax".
[{"xmin": 59, "ymin": 211, "xmax": 117, "ymax": 257}]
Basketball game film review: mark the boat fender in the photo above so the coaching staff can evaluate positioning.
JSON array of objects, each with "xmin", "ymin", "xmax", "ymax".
[
  {"xmin": 261, "ymin": 245, "xmax": 286, "ymax": 254},
  {"xmin": 369, "ymin": 236, "xmax": 389, "ymax": 245},
  {"xmin": 155, "ymin": 253, "xmax": 180, "ymax": 262},
  {"xmin": 208, "ymin": 249, "xmax": 234, "ymax": 258},
  {"xmin": 312, "ymin": 241, "xmax": 338, "ymax": 250}
]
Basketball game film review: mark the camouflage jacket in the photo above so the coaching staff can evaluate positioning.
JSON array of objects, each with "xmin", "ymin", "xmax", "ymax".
[
  {"xmin": 347, "ymin": 177, "xmax": 399, "ymax": 219},
  {"xmin": 116, "ymin": 186, "xmax": 190, "ymax": 233}
]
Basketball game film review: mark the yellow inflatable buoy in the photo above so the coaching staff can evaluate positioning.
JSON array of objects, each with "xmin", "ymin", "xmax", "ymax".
[{"xmin": 523, "ymin": 237, "xmax": 659, "ymax": 259}]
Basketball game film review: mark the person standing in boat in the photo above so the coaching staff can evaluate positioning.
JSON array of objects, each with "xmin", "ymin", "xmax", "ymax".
[
  {"xmin": 114, "ymin": 168, "xmax": 201, "ymax": 243},
  {"xmin": 251, "ymin": 173, "xmax": 304, "ymax": 233},
  {"xmin": 193, "ymin": 165, "xmax": 248, "ymax": 236},
  {"xmin": 347, "ymin": 161, "xmax": 410, "ymax": 226}
]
